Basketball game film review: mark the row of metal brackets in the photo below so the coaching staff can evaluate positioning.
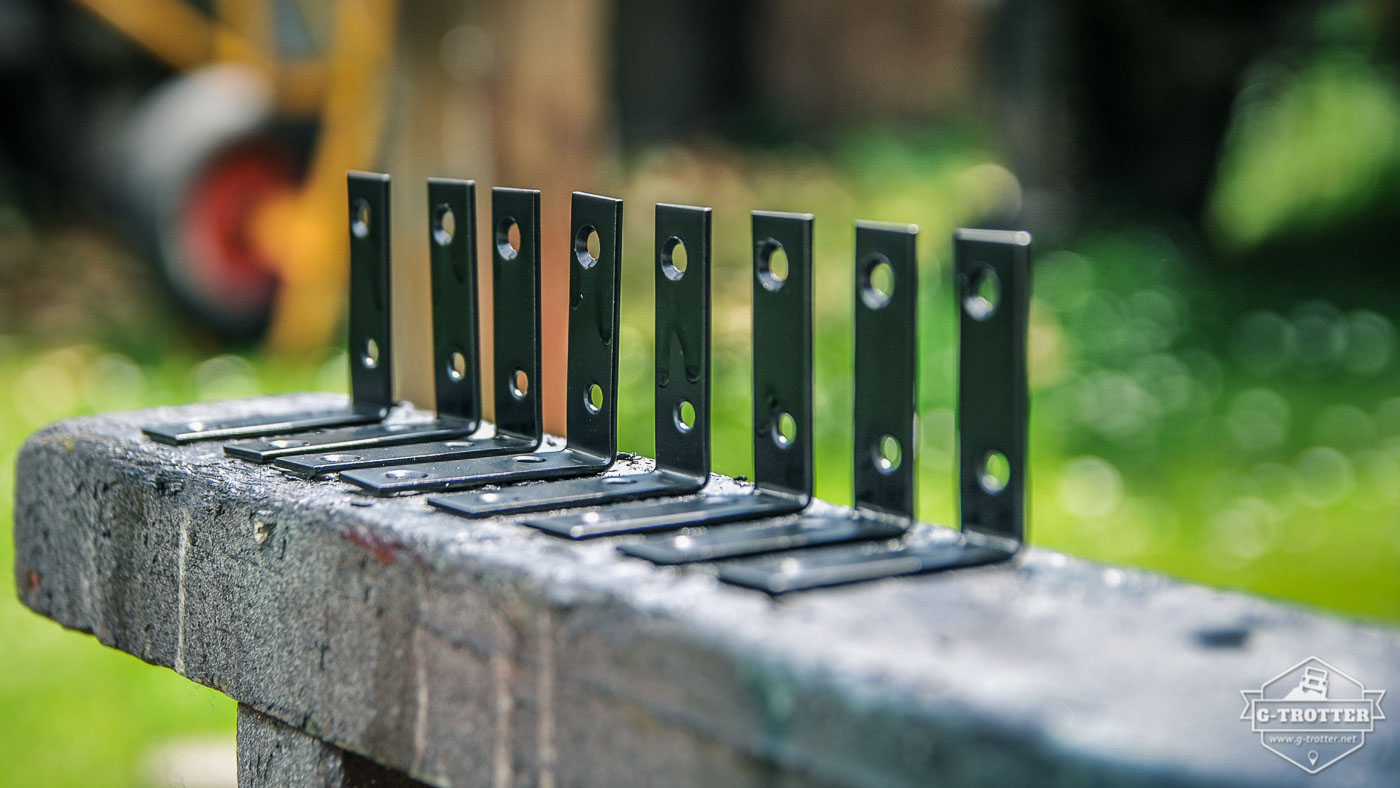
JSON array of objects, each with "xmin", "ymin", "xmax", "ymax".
[{"xmin": 143, "ymin": 172, "xmax": 1031, "ymax": 594}]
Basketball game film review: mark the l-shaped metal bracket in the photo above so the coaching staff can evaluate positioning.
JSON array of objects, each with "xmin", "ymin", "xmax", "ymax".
[
  {"xmin": 714, "ymin": 229, "xmax": 1030, "ymax": 593},
  {"xmin": 224, "ymin": 178, "xmax": 500, "ymax": 463},
  {"xmin": 263, "ymin": 183, "xmax": 545, "ymax": 475},
  {"xmin": 340, "ymin": 192, "xmax": 629, "ymax": 497},
  {"xmin": 624, "ymin": 221, "xmax": 916, "ymax": 563},
  {"xmin": 526, "ymin": 210, "xmax": 813, "ymax": 538},
  {"xmin": 142, "ymin": 172, "xmax": 396, "ymax": 445},
  {"xmin": 419, "ymin": 203, "xmax": 712, "ymax": 514}
]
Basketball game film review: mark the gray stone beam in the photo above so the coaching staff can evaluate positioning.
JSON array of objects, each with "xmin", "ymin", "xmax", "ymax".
[
  {"xmin": 13, "ymin": 395, "xmax": 1400, "ymax": 786},
  {"xmin": 238, "ymin": 703, "xmax": 427, "ymax": 787}
]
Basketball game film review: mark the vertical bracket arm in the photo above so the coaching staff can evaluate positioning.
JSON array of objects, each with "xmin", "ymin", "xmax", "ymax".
[
  {"xmin": 348, "ymin": 171, "xmax": 395, "ymax": 413},
  {"xmin": 852, "ymin": 222, "xmax": 919, "ymax": 521},
  {"xmin": 955, "ymin": 229, "xmax": 1031, "ymax": 544},
  {"xmin": 428, "ymin": 178, "xmax": 482, "ymax": 427},
  {"xmin": 491, "ymin": 187, "xmax": 543, "ymax": 442},
  {"xmin": 654, "ymin": 204, "xmax": 712, "ymax": 482},
  {"xmin": 751, "ymin": 211, "xmax": 814, "ymax": 504},
  {"xmin": 563, "ymin": 192, "xmax": 624, "ymax": 459}
]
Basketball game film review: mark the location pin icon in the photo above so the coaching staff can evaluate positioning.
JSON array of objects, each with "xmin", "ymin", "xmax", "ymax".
[{"xmin": 1308, "ymin": 751, "xmax": 1319, "ymax": 766}]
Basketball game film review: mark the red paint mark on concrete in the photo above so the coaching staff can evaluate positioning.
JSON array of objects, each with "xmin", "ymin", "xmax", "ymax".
[
  {"xmin": 26, "ymin": 571, "xmax": 40, "ymax": 596},
  {"xmin": 340, "ymin": 527, "xmax": 400, "ymax": 564}
]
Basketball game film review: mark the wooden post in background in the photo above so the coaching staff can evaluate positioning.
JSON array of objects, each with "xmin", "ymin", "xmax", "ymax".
[
  {"xmin": 385, "ymin": 0, "xmax": 611, "ymax": 436},
  {"xmin": 484, "ymin": 0, "xmax": 611, "ymax": 435}
]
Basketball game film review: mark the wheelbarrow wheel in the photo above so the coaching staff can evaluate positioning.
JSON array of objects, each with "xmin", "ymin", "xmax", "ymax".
[{"xmin": 120, "ymin": 65, "xmax": 304, "ymax": 341}]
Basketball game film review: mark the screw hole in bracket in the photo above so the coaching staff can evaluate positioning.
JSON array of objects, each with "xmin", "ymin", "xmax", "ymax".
[
  {"xmin": 384, "ymin": 469, "xmax": 428, "ymax": 480},
  {"xmin": 773, "ymin": 410, "xmax": 796, "ymax": 449},
  {"xmin": 860, "ymin": 255, "xmax": 894, "ymax": 309},
  {"xmin": 757, "ymin": 240, "xmax": 788, "ymax": 292},
  {"xmin": 496, "ymin": 217, "xmax": 521, "ymax": 260},
  {"xmin": 432, "ymin": 203, "xmax": 455, "ymax": 246},
  {"xmin": 351, "ymin": 198, "xmax": 371, "ymax": 239},
  {"xmin": 510, "ymin": 369, "xmax": 529, "ymax": 400},
  {"xmin": 874, "ymin": 434, "xmax": 901, "ymax": 473},
  {"xmin": 585, "ymin": 383, "xmax": 604, "ymax": 414},
  {"xmin": 661, "ymin": 237, "xmax": 688, "ymax": 280},
  {"xmin": 979, "ymin": 450, "xmax": 1010, "ymax": 493},
  {"xmin": 964, "ymin": 265, "xmax": 1001, "ymax": 321},
  {"xmin": 575, "ymin": 225, "xmax": 601, "ymax": 269},
  {"xmin": 674, "ymin": 399, "xmax": 696, "ymax": 433},
  {"xmin": 362, "ymin": 338, "xmax": 380, "ymax": 370},
  {"xmin": 447, "ymin": 351, "xmax": 467, "ymax": 382}
]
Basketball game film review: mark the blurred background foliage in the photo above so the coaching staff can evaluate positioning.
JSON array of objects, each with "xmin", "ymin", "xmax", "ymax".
[{"xmin": 3, "ymin": 0, "xmax": 1400, "ymax": 785}]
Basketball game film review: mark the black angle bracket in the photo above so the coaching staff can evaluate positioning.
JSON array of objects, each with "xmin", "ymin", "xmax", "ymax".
[
  {"xmin": 621, "ymin": 221, "xmax": 915, "ymax": 564},
  {"xmin": 142, "ymin": 172, "xmax": 396, "ymax": 445},
  {"xmin": 716, "ymin": 228, "xmax": 1031, "ymax": 593},
  {"xmin": 339, "ymin": 191, "xmax": 626, "ymax": 496},
  {"xmin": 523, "ymin": 210, "xmax": 813, "ymax": 538},
  {"xmin": 419, "ymin": 203, "xmax": 713, "ymax": 514},
  {"xmin": 264, "ymin": 184, "xmax": 544, "ymax": 475},
  {"xmin": 224, "ymin": 179, "xmax": 499, "ymax": 463}
]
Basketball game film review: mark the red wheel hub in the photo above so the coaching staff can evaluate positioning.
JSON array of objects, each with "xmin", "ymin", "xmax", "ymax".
[{"xmin": 178, "ymin": 143, "xmax": 297, "ymax": 316}]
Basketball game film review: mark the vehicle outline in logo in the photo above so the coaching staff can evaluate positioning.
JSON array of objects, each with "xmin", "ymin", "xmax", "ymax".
[{"xmin": 1240, "ymin": 656, "xmax": 1386, "ymax": 774}]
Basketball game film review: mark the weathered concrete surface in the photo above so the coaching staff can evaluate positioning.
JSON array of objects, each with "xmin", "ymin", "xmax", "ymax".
[
  {"xmin": 238, "ymin": 704, "xmax": 426, "ymax": 787},
  {"xmin": 12, "ymin": 394, "xmax": 1400, "ymax": 787}
]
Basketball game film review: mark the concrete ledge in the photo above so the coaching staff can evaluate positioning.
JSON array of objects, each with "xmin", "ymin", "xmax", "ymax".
[
  {"xmin": 238, "ymin": 704, "xmax": 426, "ymax": 787},
  {"xmin": 13, "ymin": 394, "xmax": 1400, "ymax": 786}
]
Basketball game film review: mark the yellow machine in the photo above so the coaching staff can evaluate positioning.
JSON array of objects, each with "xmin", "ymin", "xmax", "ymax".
[{"xmin": 73, "ymin": 0, "xmax": 397, "ymax": 350}]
